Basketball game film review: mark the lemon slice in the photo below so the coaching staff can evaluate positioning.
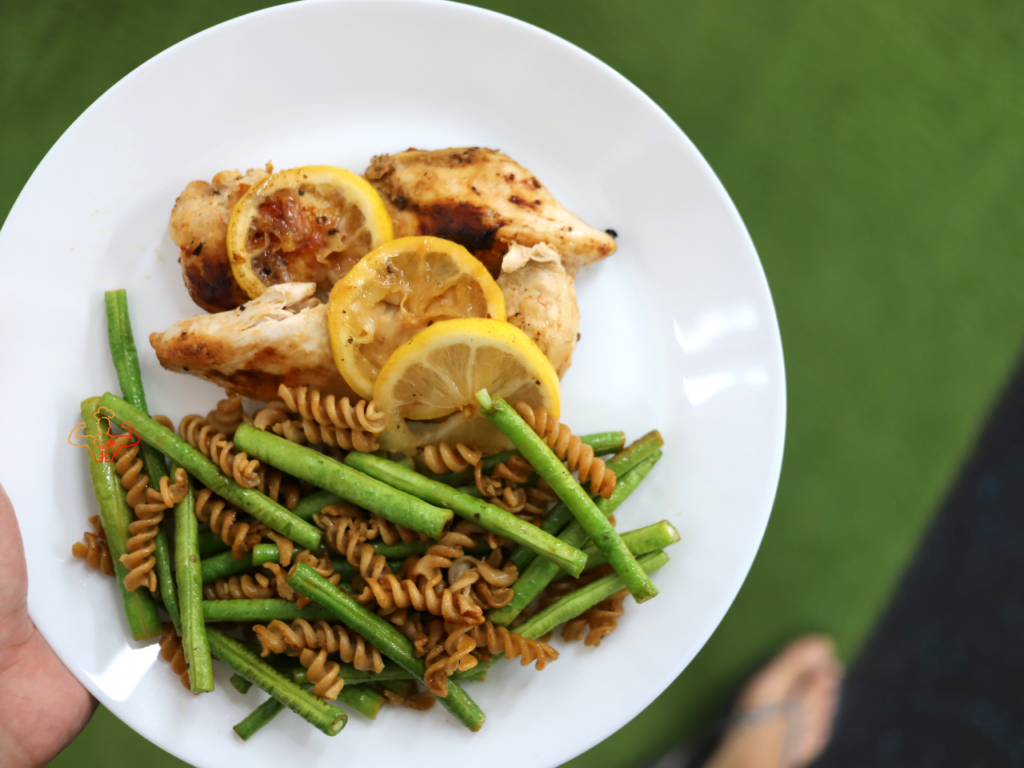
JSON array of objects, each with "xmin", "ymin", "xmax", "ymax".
[
  {"xmin": 374, "ymin": 318, "xmax": 560, "ymax": 454},
  {"xmin": 328, "ymin": 236, "xmax": 506, "ymax": 400},
  {"xmin": 227, "ymin": 165, "xmax": 393, "ymax": 300}
]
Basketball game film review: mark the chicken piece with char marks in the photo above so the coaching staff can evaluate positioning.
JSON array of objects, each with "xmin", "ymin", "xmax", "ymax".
[
  {"xmin": 365, "ymin": 147, "xmax": 617, "ymax": 277},
  {"xmin": 169, "ymin": 165, "xmax": 271, "ymax": 312},
  {"xmin": 149, "ymin": 282, "xmax": 358, "ymax": 402}
]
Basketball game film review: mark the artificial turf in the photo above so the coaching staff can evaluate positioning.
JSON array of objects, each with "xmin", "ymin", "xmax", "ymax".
[{"xmin": 2, "ymin": 2, "xmax": 1020, "ymax": 767}]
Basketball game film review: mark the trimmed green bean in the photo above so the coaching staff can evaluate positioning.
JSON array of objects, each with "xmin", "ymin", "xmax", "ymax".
[
  {"xmin": 79, "ymin": 398, "xmax": 162, "ymax": 641},
  {"xmin": 344, "ymin": 453, "xmax": 587, "ymax": 577},
  {"xmin": 203, "ymin": 599, "xmax": 336, "ymax": 624},
  {"xmin": 234, "ymin": 425, "xmax": 452, "ymax": 539},
  {"xmin": 582, "ymin": 520, "xmax": 679, "ymax": 570},
  {"xmin": 509, "ymin": 430, "xmax": 664, "ymax": 573},
  {"xmin": 105, "ymin": 291, "xmax": 181, "ymax": 630},
  {"xmin": 99, "ymin": 394, "xmax": 323, "ymax": 551},
  {"xmin": 233, "ymin": 696, "xmax": 285, "ymax": 740},
  {"xmin": 197, "ymin": 530, "xmax": 230, "ymax": 557},
  {"xmin": 477, "ymin": 391, "xmax": 657, "ymax": 602},
  {"xmin": 518, "ymin": 551, "xmax": 669, "ymax": 639},
  {"xmin": 291, "ymin": 490, "xmax": 342, "ymax": 522},
  {"xmin": 490, "ymin": 452, "xmax": 661, "ymax": 625},
  {"xmin": 419, "ymin": 432, "xmax": 626, "ymax": 486},
  {"xmin": 206, "ymin": 628, "xmax": 345, "ymax": 736},
  {"xmin": 172, "ymin": 461, "xmax": 214, "ymax": 693},
  {"xmin": 231, "ymin": 674, "xmax": 253, "ymax": 694},
  {"xmin": 338, "ymin": 685, "xmax": 384, "ymax": 719},
  {"xmin": 287, "ymin": 564, "xmax": 485, "ymax": 731},
  {"xmin": 200, "ymin": 544, "xmax": 280, "ymax": 583}
]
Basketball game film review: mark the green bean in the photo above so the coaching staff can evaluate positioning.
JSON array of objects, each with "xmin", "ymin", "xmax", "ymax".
[
  {"xmin": 582, "ymin": 521, "xmax": 679, "ymax": 570},
  {"xmin": 197, "ymin": 530, "xmax": 230, "ymax": 557},
  {"xmin": 172, "ymin": 461, "xmax": 214, "ymax": 693},
  {"xmin": 344, "ymin": 453, "xmax": 587, "ymax": 576},
  {"xmin": 477, "ymin": 391, "xmax": 657, "ymax": 602},
  {"xmin": 99, "ymin": 395, "xmax": 323, "ymax": 551},
  {"xmin": 489, "ymin": 452, "xmax": 661, "ymax": 625},
  {"xmin": 508, "ymin": 430, "xmax": 664, "ymax": 573},
  {"xmin": 517, "ymin": 551, "xmax": 670, "ymax": 639},
  {"xmin": 233, "ymin": 425, "xmax": 452, "ymax": 539},
  {"xmin": 203, "ymin": 599, "xmax": 336, "ymax": 624},
  {"xmin": 418, "ymin": 432, "xmax": 626, "ymax": 486},
  {"xmin": 290, "ymin": 490, "xmax": 342, "ymax": 522},
  {"xmin": 230, "ymin": 674, "xmax": 253, "ymax": 694},
  {"xmin": 79, "ymin": 398, "xmax": 162, "ymax": 640},
  {"xmin": 338, "ymin": 685, "xmax": 384, "ymax": 719},
  {"xmin": 287, "ymin": 564, "xmax": 485, "ymax": 731},
  {"xmin": 200, "ymin": 544, "xmax": 279, "ymax": 583},
  {"xmin": 206, "ymin": 628, "xmax": 345, "ymax": 736},
  {"xmin": 104, "ymin": 291, "xmax": 181, "ymax": 630},
  {"xmin": 233, "ymin": 696, "xmax": 285, "ymax": 740}
]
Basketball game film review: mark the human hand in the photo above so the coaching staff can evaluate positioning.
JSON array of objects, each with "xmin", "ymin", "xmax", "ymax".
[{"xmin": 0, "ymin": 481, "xmax": 97, "ymax": 767}]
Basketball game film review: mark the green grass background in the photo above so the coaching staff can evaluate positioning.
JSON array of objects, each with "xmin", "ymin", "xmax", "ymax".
[{"xmin": 2, "ymin": 1, "xmax": 1021, "ymax": 766}]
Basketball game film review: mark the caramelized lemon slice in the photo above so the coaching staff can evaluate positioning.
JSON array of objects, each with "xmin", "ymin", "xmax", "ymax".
[
  {"xmin": 227, "ymin": 165, "xmax": 392, "ymax": 300},
  {"xmin": 328, "ymin": 236, "xmax": 506, "ymax": 401},
  {"xmin": 374, "ymin": 318, "xmax": 560, "ymax": 454}
]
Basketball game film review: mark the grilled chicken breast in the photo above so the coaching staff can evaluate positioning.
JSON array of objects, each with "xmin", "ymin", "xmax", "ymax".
[
  {"xmin": 498, "ymin": 243, "xmax": 579, "ymax": 377},
  {"xmin": 365, "ymin": 148, "xmax": 617, "ymax": 276},
  {"xmin": 149, "ymin": 283, "xmax": 357, "ymax": 402},
  {"xmin": 168, "ymin": 165, "xmax": 271, "ymax": 312}
]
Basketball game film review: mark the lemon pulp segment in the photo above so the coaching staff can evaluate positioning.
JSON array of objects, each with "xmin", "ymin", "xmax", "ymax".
[
  {"xmin": 227, "ymin": 165, "xmax": 392, "ymax": 300},
  {"xmin": 328, "ymin": 236, "xmax": 505, "ymax": 400}
]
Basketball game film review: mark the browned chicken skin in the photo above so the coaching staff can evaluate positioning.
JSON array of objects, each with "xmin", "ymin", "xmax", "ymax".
[
  {"xmin": 149, "ymin": 283, "xmax": 357, "ymax": 402},
  {"xmin": 168, "ymin": 165, "xmax": 271, "ymax": 312},
  {"xmin": 365, "ymin": 148, "xmax": 617, "ymax": 276}
]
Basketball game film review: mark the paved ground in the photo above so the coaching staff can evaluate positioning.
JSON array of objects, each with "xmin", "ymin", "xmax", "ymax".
[{"xmin": 2, "ymin": 2, "xmax": 1021, "ymax": 766}]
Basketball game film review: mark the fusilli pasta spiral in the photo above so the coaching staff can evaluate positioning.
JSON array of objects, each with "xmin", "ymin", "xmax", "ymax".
[
  {"xmin": 252, "ymin": 619, "xmax": 384, "ymax": 700},
  {"xmin": 514, "ymin": 403, "xmax": 616, "ymax": 498},
  {"xmin": 269, "ymin": 385, "xmax": 388, "ymax": 452},
  {"xmin": 112, "ymin": 434, "xmax": 189, "ymax": 592},
  {"xmin": 71, "ymin": 515, "xmax": 114, "ymax": 576},
  {"xmin": 421, "ymin": 442, "xmax": 482, "ymax": 474},
  {"xmin": 195, "ymin": 488, "xmax": 263, "ymax": 560},
  {"xmin": 203, "ymin": 573, "xmax": 275, "ymax": 600},
  {"xmin": 159, "ymin": 625, "xmax": 191, "ymax": 690},
  {"xmin": 205, "ymin": 394, "xmax": 252, "ymax": 437},
  {"xmin": 179, "ymin": 414, "xmax": 261, "ymax": 488}
]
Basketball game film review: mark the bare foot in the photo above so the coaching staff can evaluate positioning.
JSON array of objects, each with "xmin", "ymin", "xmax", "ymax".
[{"xmin": 704, "ymin": 635, "xmax": 842, "ymax": 768}]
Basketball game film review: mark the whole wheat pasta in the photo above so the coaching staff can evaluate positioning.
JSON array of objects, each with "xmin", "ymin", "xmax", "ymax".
[
  {"xmin": 582, "ymin": 587, "xmax": 629, "ymax": 647},
  {"xmin": 423, "ymin": 643, "xmax": 450, "ymax": 697},
  {"xmin": 111, "ymin": 434, "xmax": 189, "ymax": 592},
  {"xmin": 270, "ymin": 385, "xmax": 388, "ymax": 452},
  {"xmin": 252, "ymin": 619, "xmax": 384, "ymax": 674},
  {"xmin": 471, "ymin": 621, "xmax": 559, "ymax": 670},
  {"xmin": 159, "ymin": 625, "xmax": 191, "ymax": 690},
  {"xmin": 514, "ymin": 403, "xmax": 617, "ymax": 498},
  {"xmin": 422, "ymin": 442, "xmax": 482, "ymax": 474},
  {"xmin": 71, "ymin": 515, "xmax": 114, "ymax": 576},
  {"xmin": 276, "ymin": 384, "xmax": 389, "ymax": 434},
  {"xmin": 205, "ymin": 394, "xmax": 252, "ymax": 437},
  {"xmin": 355, "ymin": 533, "xmax": 484, "ymax": 625},
  {"xmin": 195, "ymin": 488, "xmax": 263, "ymax": 560},
  {"xmin": 381, "ymin": 684, "xmax": 435, "ymax": 711},
  {"xmin": 178, "ymin": 414, "xmax": 261, "ymax": 488},
  {"xmin": 203, "ymin": 573, "xmax": 275, "ymax": 600}
]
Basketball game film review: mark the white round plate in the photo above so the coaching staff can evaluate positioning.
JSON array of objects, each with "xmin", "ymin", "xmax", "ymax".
[{"xmin": 0, "ymin": 1, "xmax": 784, "ymax": 766}]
